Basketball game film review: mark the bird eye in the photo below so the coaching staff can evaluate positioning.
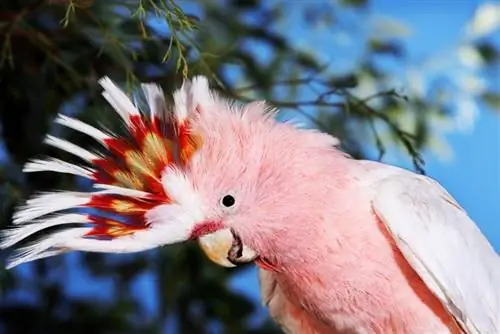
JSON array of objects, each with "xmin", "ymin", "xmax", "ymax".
[{"xmin": 221, "ymin": 195, "xmax": 235, "ymax": 208}]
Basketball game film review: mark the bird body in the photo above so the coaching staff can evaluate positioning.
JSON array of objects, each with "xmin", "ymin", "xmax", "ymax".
[
  {"xmin": 1, "ymin": 76, "xmax": 498, "ymax": 333},
  {"xmin": 257, "ymin": 159, "xmax": 462, "ymax": 333}
]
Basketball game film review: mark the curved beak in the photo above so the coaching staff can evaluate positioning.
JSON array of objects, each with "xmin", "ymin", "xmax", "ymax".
[{"xmin": 197, "ymin": 228, "xmax": 258, "ymax": 267}]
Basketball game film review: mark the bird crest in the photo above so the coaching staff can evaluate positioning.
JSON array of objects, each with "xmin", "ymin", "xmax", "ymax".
[{"xmin": 0, "ymin": 76, "xmax": 211, "ymax": 269}]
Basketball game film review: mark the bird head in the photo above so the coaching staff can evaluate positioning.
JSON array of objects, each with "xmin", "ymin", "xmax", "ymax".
[{"xmin": 0, "ymin": 76, "xmax": 341, "ymax": 270}]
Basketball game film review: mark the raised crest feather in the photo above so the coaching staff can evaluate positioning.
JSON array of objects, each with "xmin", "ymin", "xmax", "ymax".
[{"xmin": 1, "ymin": 76, "xmax": 211, "ymax": 269}]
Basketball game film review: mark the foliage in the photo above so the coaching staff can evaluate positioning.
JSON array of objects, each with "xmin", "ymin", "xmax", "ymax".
[{"xmin": 0, "ymin": 0, "xmax": 498, "ymax": 333}]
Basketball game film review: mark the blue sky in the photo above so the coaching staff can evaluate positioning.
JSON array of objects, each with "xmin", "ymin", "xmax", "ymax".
[
  {"xmin": 369, "ymin": 0, "xmax": 499, "ymax": 247},
  {"xmin": 3, "ymin": 0, "xmax": 499, "ymax": 331}
]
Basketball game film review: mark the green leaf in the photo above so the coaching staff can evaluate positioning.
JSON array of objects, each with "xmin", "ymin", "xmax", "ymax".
[
  {"xmin": 481, "ymin": 92, "xmax": 500, "ymax": 111},
  {"xmin": 369, "ymin": 39, "xmax": 404, "ymax": 57},
  {"xmin": 295, "ymin": 50, "xmax": 323, "ymax": 71},
  {"xmin": 329, "ymin": 74, "xmax": 358, "ymax": 89},
  {"xmin": 475, "ymin": 42, "xmax": 499, "ymax": 64},
  {"xmin": 339, "ymin": 0, "xmax": 368, "ymax": 7}
]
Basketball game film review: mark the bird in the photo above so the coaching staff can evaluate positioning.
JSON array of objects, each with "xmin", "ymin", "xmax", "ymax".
[{"xmin": 1, "ymin": 76, "xmax": 498, "ymax": 333}]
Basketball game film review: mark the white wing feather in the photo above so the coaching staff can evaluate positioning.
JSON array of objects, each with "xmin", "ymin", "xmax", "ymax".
[{"xmin": 369, "ymin": 165, "xmax": 500, "ymax": 334}]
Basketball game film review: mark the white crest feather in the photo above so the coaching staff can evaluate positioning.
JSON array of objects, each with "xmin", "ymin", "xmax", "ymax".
[
  {"xmin": 141, "ymin": 83, "xmax": 166, "ymax": 119},
  {"xmin": 190, "ymin": 76, "xmax": 213, "ymax": 109},
  {"xmin": 55, "ymin": 114, "xmax": 110, "ymax": 144},
  {"xmin": 172, "ymin": 79, "xmax": 192, "ymax": 122},
  {"xmin": 6, "ymin": 228, "xmax": 90, "ymax": 269},
  {"xmin": 98, "ymin": 76, "xmax": 140, "ymax": 124},
  {"xmin": 13, "ymin": 191, "xmax": 93, "ymax": 225},
  {"xmin": 23, "ymin": 158, "xmax": 94, "ymax": 178},
  {"xmin": 92, "ymin": 183, "xmax": 150, "ymax": 198},
  {"xmin": 161, "ymin": 166, "xmax": 203, "ymax": 212},
  {"xmin": 5, "ymin": 223, "xmax": 184, "ymax": 269},
  {"xmin": 7, "ymin": 249, "xmax": 66, "ymax": 270},
  {"xmin": 0, "ymin": 214, "xmax": 90, "ymax": 249},
  {"xmin": 13, "ymin": 186, "xmax": 150, "ymax": 226},
  {"xmin": 44, "ymin": 135, "xmax": 99, "ymax": 162},
  {"xmin": 63, "ymin": 231, "xmax": 164, "ymax": 253},
  {"xmin": 172, "ymin": 75, "xmax": 215, "ymax": 124}
]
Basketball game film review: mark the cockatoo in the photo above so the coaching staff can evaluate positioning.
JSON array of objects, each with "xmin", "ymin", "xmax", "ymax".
[{"xmin": 1, "ymin": 76, "xmax": 498, "ymax": 334}]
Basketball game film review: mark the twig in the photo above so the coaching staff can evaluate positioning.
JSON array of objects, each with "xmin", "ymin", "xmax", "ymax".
[
  {"xmin": 0, "ymin": 0, "xmax": 46, "ymax": 69},
  {"xmin": 233, "ymin": 77, "xmax": 317, "ymax": 92},
  {"xmin": 368, "ymin": 119, "xmax": 386, "ymax": 161},
  {"xmin": 343, "ymin": 90, "xmax": 425, "ymax": 174},
  {"xmin": 232, "ymin": 76, "xmax": 425, "ymax": 173}
]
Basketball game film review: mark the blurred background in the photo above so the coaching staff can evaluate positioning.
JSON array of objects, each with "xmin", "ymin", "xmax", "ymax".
[{"xmin": 0, "ymin": 0, "xmax": 498, "ymax": 333}]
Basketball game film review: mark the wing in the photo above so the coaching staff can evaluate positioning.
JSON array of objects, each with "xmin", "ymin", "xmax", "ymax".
[{"xmin": 371, "ymin": 171, "xmax": 500, "ymax": 334}]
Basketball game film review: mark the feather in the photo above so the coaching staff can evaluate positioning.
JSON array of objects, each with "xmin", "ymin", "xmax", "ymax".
[
  {"xmin": 141, "ymin": 83, "xmax": 166, "ymax": 120},
  {"xmin": 371, "ymin": 165, "xmax": 500, "ymax": 333},
  {"xmin": 98, "ymin": 76, "xmax": 140, "ymax": 124},
  {"xmin": 190, "ymin": 76, "xmax": 213, "ymax": 110},
  {"xmin": 92, "ymin": 183, "xmax": 151, "ymax": 198},
  {"xmin": 6, "ymin": 228, "xmax": 90, "ymax": 269},
  {"xmin": 23, "ymin": 158, "xmax": 94, "ymax": 178},
  {"xmin": 1, "ymin": 75, "xmax": 208, "ymax": 268},
  {"xmin": 172, "ymin": 75, "xmax": 213, "ymax": 123},
  {"xmin": 13, "ymin": 191, "xmax": 93, "ymax": 224},
  {"xmin": 44, "ymin": 135, "xmax": 99, "ymax": 162},
  {"xmin": 172, "ymin": 78, "xmax": 192, "ymax": 123},
  {"xmin": 0, "ymin": 214, "xmax": 89, "ymax": 249},
  {"xmin": 55, "ymin": 114, "xmax": 110, "ymax": 144},
  {"xmin": 7, "ymin": 249, "xmax": 66, "ymax": 270}
]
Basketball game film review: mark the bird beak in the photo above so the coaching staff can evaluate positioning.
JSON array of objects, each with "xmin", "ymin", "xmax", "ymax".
[{"xmin": 197, "ymin": 228, "xmax": 258, "ymax": 267}]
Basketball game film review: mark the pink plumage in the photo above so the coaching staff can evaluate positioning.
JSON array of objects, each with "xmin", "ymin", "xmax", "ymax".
[
  {"xmin": 2, "ymin": 76, "xmax": 499, "ymax": 333},
  {"xmin": 187, "ymin": 100, "xmax": 461, "ymax": 332}
]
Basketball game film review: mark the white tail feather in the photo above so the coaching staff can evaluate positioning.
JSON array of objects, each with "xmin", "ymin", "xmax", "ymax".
[
  {"xmin": 141, "ymin": 83, "xmax": 166, "ymax": 120},
  {"xmin": 23, "ymin": 158, "xmax": 94, "ymax": 178},
  {"xmin": 99, "ymin": 76, "xmax": 140, "ymax": 124},
  {"xmin": 0, "ymin": 214, "xmax": 90, "ymax": 249},
  {"xmin": 13, "ymin": 191, "xmax": 92, "ymax": 225},
  {"xmin": 44, "ymin": 135, "xmax": 99, "ymax": 162},
  {"xmin": 55, "ymin": 114, "xmax": 110, "ymax": 144}
]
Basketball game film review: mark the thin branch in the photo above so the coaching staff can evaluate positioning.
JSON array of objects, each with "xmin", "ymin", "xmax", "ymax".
[
  {"xmin": 233, "ymin": 77, "xmax": 317, "ymax": 92},
  {"xmin": 259, "ymin": 99, "xmax": 344, "ymax": 109},
  {"xmin": 343, "ymin": 90, "xmax": 425, "ymax": 174},
  {"xmin": 232, "ymin": 76, "xmax": 425, "ymax": 173},
  {"xmin": 368, "ymin": 119, "xmax": 386, "ymax": 161},
  {"xmin": 0, "ymin": 0, "xmax": 46, "ymax": 69}
]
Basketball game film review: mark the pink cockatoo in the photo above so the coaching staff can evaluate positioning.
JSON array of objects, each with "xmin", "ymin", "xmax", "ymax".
[{"xmin": 1, "ymin": 76, "xmax": 499, "ymax": 333}]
